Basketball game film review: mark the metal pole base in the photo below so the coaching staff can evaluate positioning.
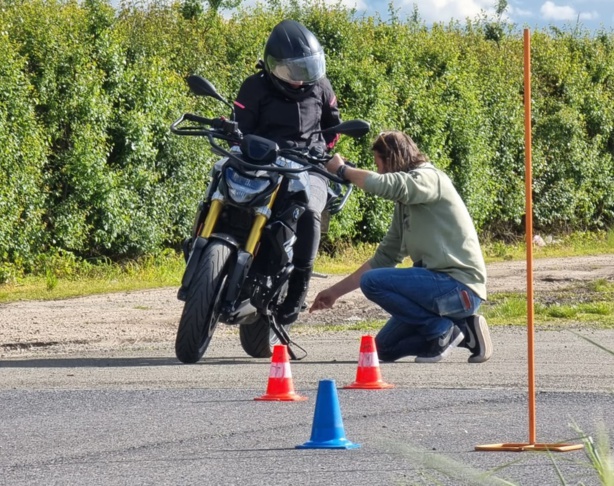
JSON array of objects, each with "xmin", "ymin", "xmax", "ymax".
[{"xmin": 475, "ymin": 442, "xmax": 584, "ymax": 452}]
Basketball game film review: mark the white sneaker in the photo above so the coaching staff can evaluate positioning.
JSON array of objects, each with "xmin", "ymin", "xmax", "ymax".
[{"xmin": 462, "ymin": 315, "xmax": 493, "ymax": 363}]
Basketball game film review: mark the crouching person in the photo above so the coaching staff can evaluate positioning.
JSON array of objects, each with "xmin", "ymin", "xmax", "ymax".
[{"xmin": 310, "ymin": 131, "xmax": 492, "ymax": 363}]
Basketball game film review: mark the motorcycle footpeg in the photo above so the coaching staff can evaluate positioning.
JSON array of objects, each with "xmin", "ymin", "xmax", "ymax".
[{"xmin": 251, "ymin": 267, "xmax": 292, "ymax": 309}]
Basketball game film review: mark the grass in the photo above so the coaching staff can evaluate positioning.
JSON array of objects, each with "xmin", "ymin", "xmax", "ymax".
[
  {"xmin": 482, "ymin": 279, "xmax": 614, "ymax": 328},
  {"xmin": 1, "ymin": 229, "xmax": 613, "ymax": 315},
  {"xmin": 300, "ymin": 320, "xmax": 386, "ymax": 333},
  {"xmin": 0, "ymin": 251, "xmax": 185, "ymax": 303},
  {"xmin": 316, "ymin": 229, "xmax": 614, "ymax": 275},
  {"xmin": 479, "ymin": 229, "xmax": 614, "ymax": 263},
  {"xmin": 315, "ymin": 229, "xmax": 614, "ymax": 274},
  {"xmin": 318, "ymin": 230, "xmax": 614, "ymax": 329},
  {"xmin": 305, "ymin": 281, "xmax": 614, "ymax": 331}
]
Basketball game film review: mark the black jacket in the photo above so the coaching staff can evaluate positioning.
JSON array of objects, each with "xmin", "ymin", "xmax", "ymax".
[{"xmin": 234, "ymin": 71, "xmax": 341, "ymax": 151}]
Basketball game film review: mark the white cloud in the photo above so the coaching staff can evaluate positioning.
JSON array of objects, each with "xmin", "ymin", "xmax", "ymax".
[
  {"xmin": 401, "ymin": 0, "xmax": 496, "ymax": 24},
  {"xmin": 540, "ymin": 1, "xmax": 576, "ymax": 21},
  {"xmin": 508, "ymin": 5, "xmax": 532, "ymax": 18},
  {"xmin": 539, "ymin": 1, "xmax": 599, "ymax": 22},
  {"xmin": 335, "ymin": 0, "xmax": 370, "ymax": 10},
  {"xmin": 578, "ymin": 10, "xmax": 598, "ymax": 21}
]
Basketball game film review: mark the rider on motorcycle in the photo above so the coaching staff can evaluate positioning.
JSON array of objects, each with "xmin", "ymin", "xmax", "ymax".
[{"xmin": 234, "ymin": 19, "xmax": 342, "ymax": 325}]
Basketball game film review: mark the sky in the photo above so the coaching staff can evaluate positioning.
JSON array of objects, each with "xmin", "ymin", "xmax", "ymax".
[
  {"xmin": 346, "ymin": 0, "xmax": 614, "ymax": 32},
  {"xmin": 110, "ymin": 0, "xmax": 613, "ymax": 32}
]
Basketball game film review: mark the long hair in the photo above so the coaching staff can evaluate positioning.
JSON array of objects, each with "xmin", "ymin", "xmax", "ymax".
[{"xmin": 371, "ymin": 131, "xmax": 429, "ymax": 173}]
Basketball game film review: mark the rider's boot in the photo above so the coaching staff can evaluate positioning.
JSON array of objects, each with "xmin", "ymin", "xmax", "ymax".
[{"xmin": 276, "ymin": 266, "xmax": 312, "ymax": 325}]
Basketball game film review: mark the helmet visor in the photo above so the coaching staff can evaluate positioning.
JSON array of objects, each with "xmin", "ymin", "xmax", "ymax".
[{"xmin": 267, "ymin": 52, "xmax": 326, "ymax": 84}]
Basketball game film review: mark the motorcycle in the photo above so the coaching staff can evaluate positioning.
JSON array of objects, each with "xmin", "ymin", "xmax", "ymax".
[{"xmin": 170, "ymin": 75, "xmax": 370, "ymax": 363}]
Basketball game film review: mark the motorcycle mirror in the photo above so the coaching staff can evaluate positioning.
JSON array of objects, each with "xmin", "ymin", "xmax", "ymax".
[
  {"xmin": 318, "ymin": 119, "xmax": 371, "ymax": 139},
  {"xmin": 186, "ymin": 75, "xmax": 234, "ymax": 111}
]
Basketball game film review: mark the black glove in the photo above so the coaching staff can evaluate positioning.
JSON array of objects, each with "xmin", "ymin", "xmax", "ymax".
[{"xmin": 308, "ymin": 145, "xmax": 326, "ymax": 159}]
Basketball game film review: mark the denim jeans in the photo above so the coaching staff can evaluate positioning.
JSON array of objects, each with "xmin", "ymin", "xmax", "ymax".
[{"xmin": 360, "ymin": 267, "xmax": 483, "ymax": 361}]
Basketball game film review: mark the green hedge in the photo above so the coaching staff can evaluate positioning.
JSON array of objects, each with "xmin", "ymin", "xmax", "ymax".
[{"xmin": 1, "ymin": 0, "xmax": 613, "ymax": 276}]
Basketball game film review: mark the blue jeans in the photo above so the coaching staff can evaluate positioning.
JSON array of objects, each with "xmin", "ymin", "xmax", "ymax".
[{"xmin": 360, "ymin": 267, "xmax": 483, "ymax": 361}]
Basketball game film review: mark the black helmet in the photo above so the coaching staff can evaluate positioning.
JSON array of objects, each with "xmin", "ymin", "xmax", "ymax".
[{"xmin": 263, "ymin": 20, "xmax": 326, "ymax": 100}]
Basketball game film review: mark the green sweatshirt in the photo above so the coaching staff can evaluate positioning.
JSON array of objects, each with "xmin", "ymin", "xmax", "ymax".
[{"xmin": 364, "ymin": 163, "xmax": 487, "ymax": 300}]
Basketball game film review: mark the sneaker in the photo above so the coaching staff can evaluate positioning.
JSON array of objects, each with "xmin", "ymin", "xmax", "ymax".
[
  {"xmin": 461, "ymin": 315, "xmax": 493, "ymax": 363},
  {"xmin": 415, "ymin": 325, "xmax": 464, "ymax": 363}
]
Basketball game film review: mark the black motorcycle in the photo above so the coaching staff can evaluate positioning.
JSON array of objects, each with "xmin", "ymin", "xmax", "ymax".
[{"xmin": 170, "ymin": 75, "xmax": 370, "ymax": 363}]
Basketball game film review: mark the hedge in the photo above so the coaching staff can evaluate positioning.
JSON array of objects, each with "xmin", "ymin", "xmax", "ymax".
[{"xmin": 1, "ymin": 0, "xmax": 613, "ymax": 276}]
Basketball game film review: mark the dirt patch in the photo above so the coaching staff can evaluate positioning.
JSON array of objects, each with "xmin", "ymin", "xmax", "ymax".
[{"xmin": 1, "ymin": 255, "xmax": 613, "ymax": 357}]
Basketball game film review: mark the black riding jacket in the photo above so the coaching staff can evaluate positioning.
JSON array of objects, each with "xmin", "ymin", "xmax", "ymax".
[{"xmin": 234, "ymin": 71, "xmax": 341, "ymax": 151}]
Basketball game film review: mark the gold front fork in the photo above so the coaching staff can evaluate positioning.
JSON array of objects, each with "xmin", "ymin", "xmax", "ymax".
[
  {"xmin": 245, "ymin": 186, "xmax": 280, "ymax": 255},
  {"xmin": 198, "ymin": 186, "xmax": 281, "ymax": 255},
  {"xmin": 200, "ymin": 200, "xmax": 223, "ymax": 238}
]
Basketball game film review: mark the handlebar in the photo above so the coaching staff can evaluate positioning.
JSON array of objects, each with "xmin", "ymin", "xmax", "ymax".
[
  {"xmin": 170, "ymin": 113, "xmax": 352, "ymax": 185},
  {"xmin": 170, "ymin": 113, "xmax": 242, "ymax": 141}
]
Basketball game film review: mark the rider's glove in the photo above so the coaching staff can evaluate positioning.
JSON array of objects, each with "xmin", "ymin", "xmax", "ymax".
[{"xmin": 308, "ymin": 145, "xmax": 326, "ymax": 159}]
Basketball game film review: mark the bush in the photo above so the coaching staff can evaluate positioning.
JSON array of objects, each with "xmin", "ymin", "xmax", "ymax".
[{"xmin": 1, "ymin": 0, "xmax": 613, "ymax": 272}]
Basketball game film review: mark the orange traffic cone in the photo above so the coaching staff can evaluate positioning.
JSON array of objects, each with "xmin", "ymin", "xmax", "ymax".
[
  {"xmin": 344, "ymin": 335, "xmax": 394, "ymax": 389},
  {"xmin": 255, "ymin": 344, "xmax": 308, "ymax": 401}
]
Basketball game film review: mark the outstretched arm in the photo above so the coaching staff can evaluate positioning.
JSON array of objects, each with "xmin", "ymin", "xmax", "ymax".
[
  {"xmin": 325, "ymin": 154, "xmax": 373, "ymax": 190},
  {"xmin": 310, "ymin": 260, "xmax": 372, "ymax": 312}
]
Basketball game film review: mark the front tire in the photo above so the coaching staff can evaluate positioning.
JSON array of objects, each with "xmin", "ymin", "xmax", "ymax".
[
  {"xmin": 175, "ymin": 242, "xmax": 232, "ymax": 364},
  {"xmin": 239, "ymin": 317, "xmax": 291, "ymax": 358}
]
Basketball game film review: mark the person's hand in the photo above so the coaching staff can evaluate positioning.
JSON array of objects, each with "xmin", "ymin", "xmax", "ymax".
[
  {"xmin": 309, "ymin": 288, "xmax": 339, "ymax": 312},
  {"xmin": 325, "ymin": 153, "xmax": 344, "ymax": 175}
]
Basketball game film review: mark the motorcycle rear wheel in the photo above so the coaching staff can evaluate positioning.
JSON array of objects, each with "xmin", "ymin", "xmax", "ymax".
[
  {"xmin": 239, "ymin": 318, "xmax": 290, "ymax": 358},
  {"xmin": 175, "ymin": 241, "xmax": 232, "ymax": 364}
]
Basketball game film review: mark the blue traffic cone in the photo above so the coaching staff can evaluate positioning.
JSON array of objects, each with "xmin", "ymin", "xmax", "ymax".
[{"xmin": 296, "ymin": 379, "xmax": 360, "ymax": 450}]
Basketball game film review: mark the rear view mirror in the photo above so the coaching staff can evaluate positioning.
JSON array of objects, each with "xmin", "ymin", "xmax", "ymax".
[
  {"xmin": 319, "ymin": 120, "xmax": 371, "ymax": 139},
  {"xmin": 187, "ymin": 75, "xmax": 222, "ymax": 99},
  {"xmin": 186, "ymin": 75, "xmax": 233, "ymax": 111}
]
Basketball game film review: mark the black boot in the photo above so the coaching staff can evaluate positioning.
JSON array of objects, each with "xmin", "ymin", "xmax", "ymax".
[{"xmin": 276, "ymin": 266, "xmax": 312, "ymax": 325}]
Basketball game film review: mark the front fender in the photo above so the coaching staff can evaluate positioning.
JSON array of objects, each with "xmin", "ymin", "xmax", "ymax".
[
  {"xmin": 222, "ymin": 249, "xmax": 253, "ymax": 312},
  {"xmin": 178, "ymin": 237, "xmax": 207, "ymax": 301},
  {"xmin": 177, "ymin": 235, "xmax": 239, "ymax": 301}
]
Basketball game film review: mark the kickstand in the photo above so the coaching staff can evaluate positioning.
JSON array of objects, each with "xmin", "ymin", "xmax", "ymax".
[{"xmin": 269, "ymin": 315, "xmax": 307, "ymax": 361}]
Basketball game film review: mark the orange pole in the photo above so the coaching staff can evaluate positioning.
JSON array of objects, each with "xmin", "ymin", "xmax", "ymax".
[
  {"xmin": 523, "ymin": 28, "xmax": 537, "ymax": 445},
  {"xmin": 475, "ymin": 31, "xmax": 582, "ymax": 452}
]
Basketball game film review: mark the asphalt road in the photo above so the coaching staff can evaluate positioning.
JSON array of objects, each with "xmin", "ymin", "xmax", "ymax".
[{"xmin": 1, "ymin": 327, "xmax": 613, "ymax": 486}]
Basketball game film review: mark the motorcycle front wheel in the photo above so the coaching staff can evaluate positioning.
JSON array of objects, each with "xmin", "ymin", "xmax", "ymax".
[
  {"xmin": 175, "ymin": 241, "xmax": 232, "ymax": 364},
  {"xmin": 239, "ymin": 318, "xmax": 290, "ymax": 358}
]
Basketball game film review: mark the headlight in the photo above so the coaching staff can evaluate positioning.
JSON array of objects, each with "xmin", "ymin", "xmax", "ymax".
[{"xmin": 224, "ymin": 167, "xmax": 272, "ymax": 204}]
